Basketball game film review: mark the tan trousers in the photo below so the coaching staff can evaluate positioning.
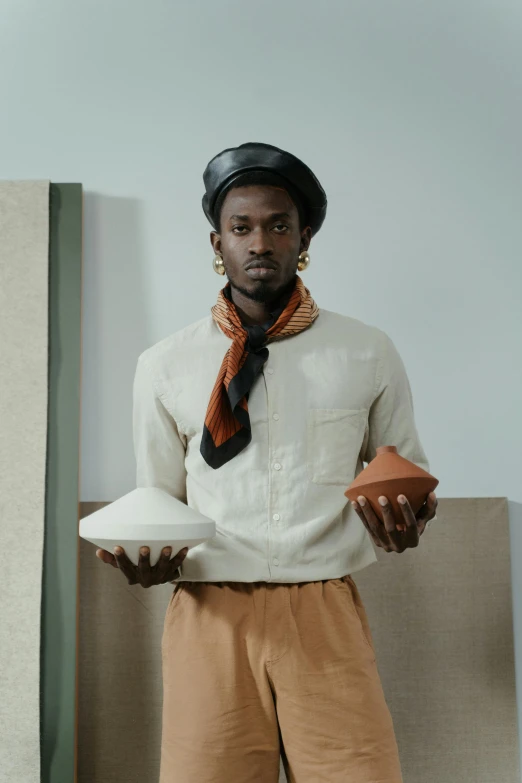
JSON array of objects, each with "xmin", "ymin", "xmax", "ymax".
[{"xmin": 160, "ymin": 576, "xmax": 403, "ymax": 783}]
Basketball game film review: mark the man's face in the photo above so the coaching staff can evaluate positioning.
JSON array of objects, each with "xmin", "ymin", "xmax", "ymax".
[{"xmin": 211, "ymin": 185, "xmax": 311, "ymax": 303}]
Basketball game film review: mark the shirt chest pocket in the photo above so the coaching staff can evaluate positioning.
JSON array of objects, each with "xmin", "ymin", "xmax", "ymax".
[{"xmin": 307, "ymin": 408, "xmax": 368, "ymax": 486}]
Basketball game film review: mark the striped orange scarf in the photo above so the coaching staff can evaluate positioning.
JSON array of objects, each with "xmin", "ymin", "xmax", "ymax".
[{"xmin": 200, "ymin": 276, "xmax": 319, "ymax": 468}]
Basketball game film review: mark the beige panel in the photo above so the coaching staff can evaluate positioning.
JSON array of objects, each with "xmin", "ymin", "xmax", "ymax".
[
  {"xmin": 79, "ymin": 498, "xmax": 519, "ymax": 783},
  {"xmin": 0, "ymin": 181, "xmax": 50, "ymax": 783},
  {"xmin": 78, "ymin": 503, "xmax": 172, "ymax": 783},
  {"xmin": 354, "ymin": 497, "xmax": 519, "ymax": 783}
]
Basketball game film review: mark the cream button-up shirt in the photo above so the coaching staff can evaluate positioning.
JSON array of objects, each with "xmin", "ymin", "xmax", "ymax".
[{"xmin": 133, "ymin": 308, "xmax": 432, "ymax": 583}]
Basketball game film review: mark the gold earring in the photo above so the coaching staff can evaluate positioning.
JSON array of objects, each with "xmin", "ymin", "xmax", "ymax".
[
  {"xmin": 213, "ymin": 255, "xmax": 225, "ymax": 276},
  {"xmin": 297, "ymin": 250, "xmax": 310, "ymax": 271}
]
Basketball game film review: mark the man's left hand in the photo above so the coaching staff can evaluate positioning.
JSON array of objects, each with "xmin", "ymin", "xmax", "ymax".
[{"xmin": 351, "ymin": 492, "xmax": 438, "ymax": 553}]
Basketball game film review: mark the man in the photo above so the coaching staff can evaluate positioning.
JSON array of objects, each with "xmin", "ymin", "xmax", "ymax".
[{"xmin": 97, "ymin": 142, "xmax": 437, "ymax": 783}]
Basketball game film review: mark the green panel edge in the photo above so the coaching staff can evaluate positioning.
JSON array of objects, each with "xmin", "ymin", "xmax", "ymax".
[{"xmin": 41, "ymin": 183, "xmax": 83, "ymax": 783}]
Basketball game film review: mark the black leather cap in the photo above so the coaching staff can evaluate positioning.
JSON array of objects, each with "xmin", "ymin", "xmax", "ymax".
[{"xmin": 202, "ymin": 142, "xmax": 327, "ymax": 235}]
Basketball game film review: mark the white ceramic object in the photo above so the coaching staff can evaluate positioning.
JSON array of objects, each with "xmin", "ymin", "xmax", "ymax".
[{"xmin": 79, "ymin": 487, "xmax": 216, "ymax": 565}]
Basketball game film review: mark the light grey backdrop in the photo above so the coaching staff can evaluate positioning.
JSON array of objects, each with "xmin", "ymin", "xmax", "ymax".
[{"xmin": 0, "ymin": 2, "xmax": 520, "ymax": 504}]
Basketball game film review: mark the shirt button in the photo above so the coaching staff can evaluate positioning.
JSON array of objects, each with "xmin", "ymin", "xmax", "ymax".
[
  {"xmin": 266, "ymin": 367, "xmax": 274, "ymax": 374},
  {"xmin": 273, "ymin": 557, "xmax": 279, "ymax": 566},
  {"xmin": 272, "ymin": 513, "xmax": 280, "ymax": 522},
  {"xmin": 272, "ymin": 413, "xmax": 280, "ymax": 421},
  {"xmin": 273, "ymin": 462, "xmax": 282, "ymax": 471}
]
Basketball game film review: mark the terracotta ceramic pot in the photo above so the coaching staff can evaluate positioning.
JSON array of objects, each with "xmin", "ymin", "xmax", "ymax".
[{"xmin": 345, "ymin": 446, "xmax": 439, "ymax": 524}]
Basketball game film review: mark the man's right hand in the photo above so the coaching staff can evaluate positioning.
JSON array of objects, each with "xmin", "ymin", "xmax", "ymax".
[{"xmin": 96, "ymin": 545, "xmax": 189, "ymax": 587}]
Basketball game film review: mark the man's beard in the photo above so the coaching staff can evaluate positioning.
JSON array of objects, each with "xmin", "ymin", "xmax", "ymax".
[{"xmin": 228, "ymin": 273, "xmax": 297, "ymax": 305}]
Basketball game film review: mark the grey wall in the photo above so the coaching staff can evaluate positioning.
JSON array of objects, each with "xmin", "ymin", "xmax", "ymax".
[{"xmin": 0, "ymin": 1, "xmax": 520, "ymax": 504}]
